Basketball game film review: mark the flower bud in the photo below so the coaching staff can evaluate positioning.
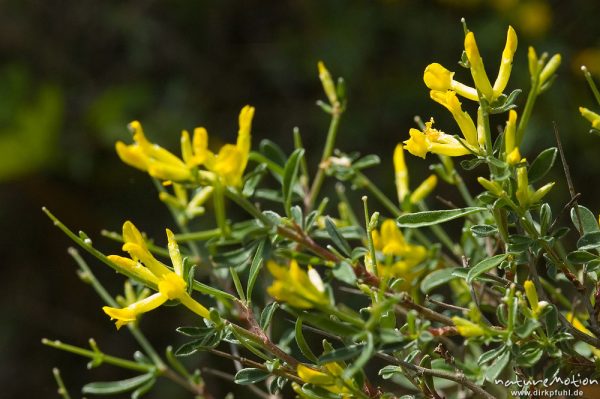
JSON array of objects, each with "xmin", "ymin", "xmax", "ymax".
[
  {"xmin": 539, "ymin": 54, "xmax": 561, "ymax": 86},
  {"xmin": 410, "ymin": 175, "xmax": 438, "ymax": 203},
  {"xmin": 318, "ymin": 61, "xmax": 338, "ymax": 106},
  {"xmin": 465, "ymin": 32, "xmax": 494, "ymax": 100}
]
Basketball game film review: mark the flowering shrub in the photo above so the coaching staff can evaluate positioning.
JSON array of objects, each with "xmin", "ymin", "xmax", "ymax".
[{"xmin": 45, "ymin": 20, "xmax": 600, "ymax": 399}]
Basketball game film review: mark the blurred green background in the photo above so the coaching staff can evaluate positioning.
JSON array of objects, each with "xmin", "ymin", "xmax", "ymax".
[{"xmin": 2, "ymin": 0, "xmax": 600, "ymax": 397}]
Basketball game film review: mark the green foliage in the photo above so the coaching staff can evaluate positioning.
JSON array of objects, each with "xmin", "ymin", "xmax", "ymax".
[{"xmin": 42, "ymin": 19, "xmax": 600, "ymax": 399}]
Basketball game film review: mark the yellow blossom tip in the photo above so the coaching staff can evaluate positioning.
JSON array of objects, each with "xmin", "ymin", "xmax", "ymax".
[
  {"xmin": 317, "ymin": 61, "xmax": 327, "ymax": 76},
  {"xmin": 506, "ymin": 26, "xmax": 518, "ymax": 53},
  {"xmin": 423, "ymin": 63, "xmax": 453, "ymax": 91},
  {"xmin": 128, "ymin": 120, "xmax": 142, "ymax": 134}
]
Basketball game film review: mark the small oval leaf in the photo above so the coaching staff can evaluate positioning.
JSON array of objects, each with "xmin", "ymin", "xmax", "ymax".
[
  {"xmin": 397, "ymin": 207, "xmax": 486, "ymax": 228},
  {"xmin": 466, "ymin": 254, "xmax": 508, "ymax": 283}
]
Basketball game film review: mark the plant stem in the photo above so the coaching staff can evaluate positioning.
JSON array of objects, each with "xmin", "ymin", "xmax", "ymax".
[
  {"xmin": 42, "ymin": 339, "xmax": 153, "ymax": 373},
  {"xmin": 52, "ymin": 368, "xmax": 72, "ymax": 399},
  {"xmin": 308, "ymin": 108, "xmax": 343, "ymax": 210},
  {"xmin": 516, "ymin": 76, "xmax": 539, "ymax": 146},
  {"xmin": 376, "ymin": 352, "xmax": 495, "ymax": 399}
]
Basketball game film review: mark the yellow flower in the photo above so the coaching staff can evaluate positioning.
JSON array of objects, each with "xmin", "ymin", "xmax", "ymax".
[
  {"xmin": 504, "ymin": 109, "xmax": 521, "ymax": 165},
  {"xmin": 404, "ymin": 118, "xmax": 472, "ymax": 159},
  {"xmin": 523, "ymin": 280, "xmax": 548, "ymax": 317},
  {"xmin": 393, "ymin": 144, "xmax": 409, "ymax": 203},
  {"xmin": 580, "ymin": 107, "xmax": 600, "ymax": 130},
  {"xmin": 296, "ymin": 363, "xmax": 352, "ymax": 396},
  {"xmin": 423, "ymin": 63, "xmax": 479, "ymax": 101},
  {"xmin": 267, "ymin": 260, "xmax": 329, "ymax": 309},
  {"xmin": 515, "ymin": 164, "xmax": 554, "ymax": 207},
  {"xmin": 191, "ymin": 105, "xmax": 255, "ymax": 187},
  {"xmin": 116, "ymin": 121, "xmax": 192, "ymax": 181},
  {"xmin": 103, "ymin": 222, "xmax": 210, "ymax": 329},
  {"xmin": 465, "ymin": 26, "xmax": 518, "ymax": 101},
  {"xmin": 430, "ymin": 90, "xmax": 478, "ymax": 146},
  {"xmin": 425, "ymin": 26, "xmax": 517, "ymax": 103},
  {"xmin": 452, "ymin": 316, "xmax": 486, "ymax": 338},
  {"xmin": 116, "ymin": 106, "xmax": 255, "ymax": 187},
  {"xmin": 372, "ymin": 220, "xmax": 427, "ymax": 283}
]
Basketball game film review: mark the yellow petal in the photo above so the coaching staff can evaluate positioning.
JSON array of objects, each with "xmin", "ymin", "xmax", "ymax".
[
  {"xmin": 404, "ymin": 128, "xmax": 430, "ymax": 159},
  {"xmin": 430, "ymin": 90, "xmax": 478, "ymax": 146},
  {"xmin": 103, "ymin": 292, "xmax": 168, "ymax": 329},
  {"xmin": 107, "ymin": 255, "xmax": 159, "ymax": 285},
  {"xmin": 493, "ymin": 26, "xmax": 518, "ymax": 98},
  {"xmin": 115, "ymin": 142, "xmax": 148, "ymax": 171},
  {"xmin": 157, "ymin": 272, "xmax": 188, "ymax": 300},
  {"xmin": 297, "ymin": 364, "xmax": 335, "ymax": 385},
  {"xmin": 452, "ymin": 316, "xmax": 486, "ymax": 337},
  {"xmin": 208, "ymin": 144, "xmax": 244, "ymax": 186},
  {"xmin": 423, "ymin": 63, "xmax": 453, "ymax": 91},
  {"xmin": 180, "ymin": 130, "xmax": 194, "ymax": 165},
  {"xmin": 191, "ymin": 127, "xmax": 212, "ymax": 166},
  {"xmin": 465, "ymin": 32, "xmax": 494, "ymax": 100},
  {"xmin": 380, "ymin": 219, "xmax": 405, "ymax": 256},
  {"xmin": 410, "ymin": 175, "xmax": 438, "ymax": 204},
  {"xmin": 166, "ymin": 228, "xmax": 183, "ymax": 276},
  {"xmin": 122, "ymin": 242, "xmax": 170, "ymax": 278},
  {"xmin": 393, "ymin": 144, "xmax": 409, "ymax": 203}
]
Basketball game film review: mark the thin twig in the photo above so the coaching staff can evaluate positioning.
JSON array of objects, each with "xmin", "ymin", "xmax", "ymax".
[
  {"xmin": 376, "ymin": 352, "xmax": 495, "ymax": 399},
  {"xmin": 553, "ymin": 122, "xmax": 583, "ymax": 235}
]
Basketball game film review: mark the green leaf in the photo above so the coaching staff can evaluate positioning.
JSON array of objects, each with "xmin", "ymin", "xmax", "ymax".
[
  {"xmin": 379, "ymin": 365, "xmax": 402, "ymax": 380},
  {"xmin": 260, "ymin": 302, "xmax": 279, "ymax": 330},
  {"xmin": 478, "ymin": 345, "xmax": 507, "ymax": 365},
  {"xmin": 420, "ymin": 268, "xmax": 459, "ymax": 293},
  {"xmin": 242, "ymin": 163, "xmax": 267, "ymax": 197},
  {"xmin": 578, "ymin": 231, "xmax": 600, "ymax": 251},
  {"xmin": 353, "ymin": 154, "xmax": 380, "ymax": 170},
  {"xmin": 325, "ymin": 217, "xmax": 352, "ymax": 256},
  {"xmin": 234, "ymin": 368, "xmax": 270, "ymax": 385},
  {"xmin": 82, "ymin": 373, "xmax": 155, "ymax": 395},
  {"xmin": 484, "ymin": 350, "xmax": 510, "ymax": 382},
  {"xmin": 176, "ymin": 326, "xmax": 215, "ymax": 338},
  {"xmin": 246, "ymin": 240, "xmax": 266, "ymax": 301},
  {"xmin": 192, "ymin": 280, "xmax": 237, "ymax": 302},
  {"xmin": 508, "ymin": 235, "xmax": 533, "ymax": 252},
  {"xmin": 566, "ymin": 250, "xmax": 598, "ymax": 264},
  {"xmin": 282, "ymin": 148, "xmax": 305, "ymax": 216},
  {"xmin": 545, "ymin": 305, "xmax": 559, "ymax": 336},
  {"xmin": 397, "ymin": 207, "xmax": 485, "ymax": 228},
  {"xmin": 296, "ymin": 310, "xmax": 360, "ymax": 336},
  {"xmin": 295, "ymin": 317, "xmax": 318, "ymax": 362},
  {"xmin": 470, "ymin": 224, "xmax": 498, "ymax": 237},
  {"xmin": 259, "ymin": 139, "xmax": 287, "ymax": 167},
  {"xmin": 466, "ymin": 254, "xmax": 508, "ymax": 283},
  {"xmin": 528, "ymin": 147, "xmax": 557, "ymax": 183},
  {"xmin": 571, "ymin": 205, "xmax": 599, "ymax": 234},
  {"xmin": 131, "ymin": 378, "xmax": 155, "ymax": 399},
  {"xmin": 332, "ymin": 261, "xmax": 357, "ymax": 285},
  {"xmin": 343, "ymin": 334, "xmax": 375, "ymax": 378},
  {"xmin": 460, "ymin": 157, "xmax": 485, "ymax": 170}
]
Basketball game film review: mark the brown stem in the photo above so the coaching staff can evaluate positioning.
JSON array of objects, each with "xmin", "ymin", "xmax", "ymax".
[
  {"xmin": 276, "ymin": 224, "xmax": 380, "ymax": 286},
  {"xmin": 376, "ymin": 352, "xmax": 495, "ymax": 399},
  {"xmin": 208, "ymin": 348, "xmax": 303, "ymax": 384}
]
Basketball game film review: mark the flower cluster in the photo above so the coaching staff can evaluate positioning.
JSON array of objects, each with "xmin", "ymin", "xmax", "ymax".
[{"xmin": 116, "ymin": 105, "xmax": 255, "ymax": 187}]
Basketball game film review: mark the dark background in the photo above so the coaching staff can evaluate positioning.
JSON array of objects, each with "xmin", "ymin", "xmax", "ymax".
[{"xmin": 2, "ymin": 0, "xmax": 600, "ymax": 397}]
